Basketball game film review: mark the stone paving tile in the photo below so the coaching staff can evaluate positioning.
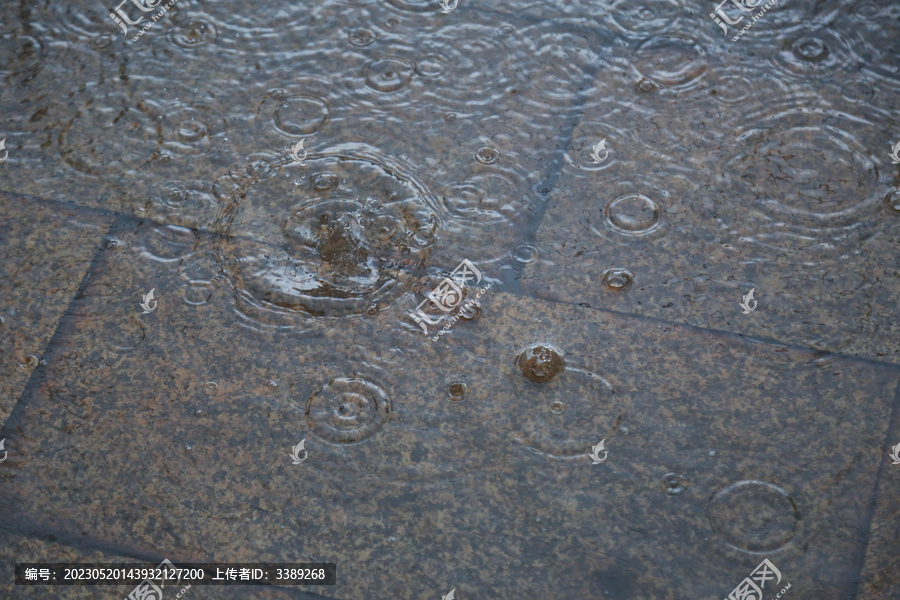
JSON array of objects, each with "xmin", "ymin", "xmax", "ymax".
[
  {"xmin": 0, "ymin": 192, "xmax": 114, "ymax": 424},
  {"xmin": 0, "ymin": 1, "xmax": 599, "ymax": 269},
  {"xmin": 1, "ymin": 213, "xmax": 898, "ymax": 599},
  {"xmin": 856, "ymin": 386, "xmax": 900, "ymax": 600},
  {"xmin": 521, "ymin": 48, "xmax": 900, "ymax": 365}
]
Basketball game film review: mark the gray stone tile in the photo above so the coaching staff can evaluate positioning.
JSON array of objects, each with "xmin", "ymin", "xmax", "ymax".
[
  {"xmin": 0, "ymin": 193, "xmax": 113, "ymax": 424},
  {"xmin": 2, "ymin": 220, "xmax": 897, "ymax": 598}
]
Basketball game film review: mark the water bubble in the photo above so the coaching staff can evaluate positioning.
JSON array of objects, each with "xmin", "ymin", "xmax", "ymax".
[
  {"xmin": 365, "ymin": 58, "xmax": 414, "ymax": 93},
  {"xmin": 636, "ymin": 78, "xmax": 657, "ymax": 93},
  {"xmin": 602, "ymin": 268, "xmax": 634, "ymax": 290},
  {"xmin": 312, "ymin": 172, "xmax": 338, "ymax": 191},
  {"xmin": 161, "ymin": 183, "xmax": 188, "ymax": 208},
  {"xmin": 516, "ymin": 343, "xmax": 566, "ymax": 383},
  {"xmin": 792, "ymin": 36, "xmax": 829, "ymax": 63},
  {"xmin": 708, "ymin": 450, "xmax": 716, "ymax": 456},
  {"xmin": 305, "ymin": 378, "xmax": 391, "ymax": 443},
  {"xmin": 204, "ymin": 382, "xmax": 218, "ymax": 393},
  {"xmin": 274, "ymin": 96, "xmax": 329, "ymax": 136},
  {"xmin": 17, "ymin": 355, "xmax": 39, "ymax": 371},
  {"xmin": 170, "ymin": 16, "xmax": 218, "ymax": 48},
  {"xmin": 348, "ymin": 28, "xmax": 375, "ymax": 46},
  {"xmin": 194, "ymin": 409, "xmax": 203, "ymax": 416},
  {"xmin": 475, "ymin": 146, "xmax": 501, "ymax": 165},
  {"xmin": 105, "ymin": 238, "xmax": 122, "ymax": 250},
  {"xmin": 884, "ymin": 190, "xmax": 900, "ymax": 213},
  {"xmin": 385, "ymin": 18, "xmax": 401, "ymax": 28},
  {"xmin": 513, "ymin": 244, "xmax": 539, "ymax": 264},
  {"xmin": 663, "ymin": 473, "xmax": 688, "ymax": 496},
  {"xmin": 549, "ymin": 400, "xmax": 566, "ymax": 415},
  {"xmin": 447, "ymin": 381, "xmax": 468, "ymax": 401},
  {"xmin": 620, "ymin": 426, "xmax": 629, "ymax": 435},
  {"xmin": 774, "ymin": 29, "xmax": 850, "ymax": 80},
  {"xmin": 458, "ymin": 300, "xmax": 481, "ymax": 321},
  {"xmin": 267, "ymin": 380, "xmax": 279, "ymax": 389},
  {"xmin": 605, "ymin": 193, "xmax": 661, "ymax": 235}
]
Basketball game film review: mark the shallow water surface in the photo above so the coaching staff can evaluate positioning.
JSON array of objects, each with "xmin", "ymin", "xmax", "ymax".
[{"xmin": 1, "ymin": 0, "xmax": 900, "ymax": 598}]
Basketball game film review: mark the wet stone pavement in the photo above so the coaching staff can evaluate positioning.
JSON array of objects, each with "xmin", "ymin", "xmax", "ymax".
[{"xmin": 1, "ymin": 0, "xmax": 899, "ymax": 599}]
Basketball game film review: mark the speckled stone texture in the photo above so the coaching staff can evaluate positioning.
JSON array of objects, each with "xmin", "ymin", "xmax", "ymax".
[
  {"xmin": 2, "ymin": 0, "xmax": 900, "ymax": 597},
  {"xmin": 1, "ymin": 214, "xmax": 899, "ymax": 599},
  {"xmin": 0, "ymin": 193, "xmax": 114, "ymax": 424},
  {"xmin": 520, "ymin": 64, "xmax": 900, "ymax": 365}
]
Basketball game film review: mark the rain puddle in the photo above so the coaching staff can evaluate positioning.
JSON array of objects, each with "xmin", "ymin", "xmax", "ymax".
[{"xmin": 1, "ymin": 0, "xmax": 899, "ymax": 599}]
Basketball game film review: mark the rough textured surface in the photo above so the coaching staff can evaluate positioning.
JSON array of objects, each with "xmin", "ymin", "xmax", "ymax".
[
  {"xmin": 1, "ymin": 217, "xmax": 898, "ymax": 598},
  {"xmin": 2, "ymin": 0, "xmax": 900, "ymax": 598},
  {"xmin": 0, "ymin": 193, "xmax": 113, "ymax": 424}
]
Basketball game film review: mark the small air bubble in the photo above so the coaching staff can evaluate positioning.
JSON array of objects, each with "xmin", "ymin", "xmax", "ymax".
[{"xmin": 448, "ymin": 381, "xmax": 468, "ymax": 401}]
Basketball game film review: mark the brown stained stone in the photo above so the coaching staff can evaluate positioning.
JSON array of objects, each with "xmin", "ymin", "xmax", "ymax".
[
  {"xmin": 1, "ymin": 215, "xmax": 898, "ymax": 599},
  {"xmin": 0, "ymin": 193, "xmax": 114, "ymax": 424}
]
